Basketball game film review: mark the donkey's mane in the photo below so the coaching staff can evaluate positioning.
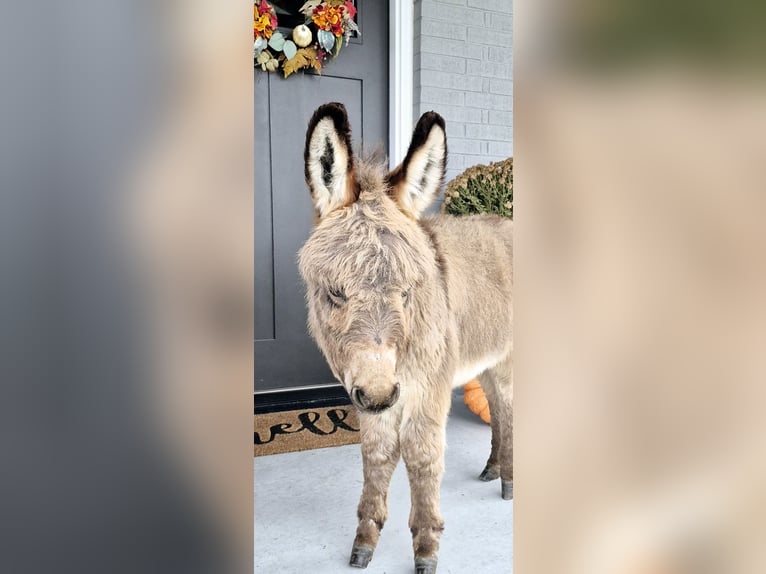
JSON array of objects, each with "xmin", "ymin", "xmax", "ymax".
[
  {"xmin": 299, "ymin": 158, "xmax": 437, "ymax": 291},
  {"xmin": 354, "ymin": 153, "xmax": 389, "ymax": 195}
]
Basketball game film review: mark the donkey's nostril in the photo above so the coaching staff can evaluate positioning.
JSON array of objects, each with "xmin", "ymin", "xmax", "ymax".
[
  {"xmin": 389, "ymin": 383, "xmax": 401, "ymax": 405},
  {"xmin": 351, "ymin": 386, "xmax": 367, "ymax": 409}
]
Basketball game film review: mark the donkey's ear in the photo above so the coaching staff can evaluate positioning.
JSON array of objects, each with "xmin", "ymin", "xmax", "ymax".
[
  {"xmin": 304, "ymin": 102, "xmax": 359, "ymax": 219},
  {"xmin": 387, "ymin": 111, "xmax": 447, "ymax": 219}
]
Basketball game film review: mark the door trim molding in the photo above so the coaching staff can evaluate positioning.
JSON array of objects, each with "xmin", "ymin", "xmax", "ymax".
[{"xmin": 389, "ymin": 0, "xmax": 414, "ymax": 169}]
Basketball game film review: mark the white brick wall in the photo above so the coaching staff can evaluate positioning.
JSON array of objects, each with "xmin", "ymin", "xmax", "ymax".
[{"xmin": 414, "ymin": 0, "xmax": 513, "ymax": 182}]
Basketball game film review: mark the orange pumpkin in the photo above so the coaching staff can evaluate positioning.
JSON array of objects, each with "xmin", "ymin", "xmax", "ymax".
[{"xmin": 463, "ymin": 379, "xmax": 491, "ymax": 423}]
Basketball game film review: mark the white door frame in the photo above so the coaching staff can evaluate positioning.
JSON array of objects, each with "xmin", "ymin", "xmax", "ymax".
[{"xmin": 389, "ymin": 1, "xmax": 414, "ymax": 169}]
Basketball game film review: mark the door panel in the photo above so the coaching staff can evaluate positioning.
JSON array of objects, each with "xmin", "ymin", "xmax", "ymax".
[
  {"xmin": 254, "ymin": 88, "xmax": 275, "ymax": 341},
  {"xmin": 255, "ymin": 0, "xmax": 388, "ymax": 392},
  {"xmin": 271, "ymin": 77, "xmax": 361, "ymax": 342}
]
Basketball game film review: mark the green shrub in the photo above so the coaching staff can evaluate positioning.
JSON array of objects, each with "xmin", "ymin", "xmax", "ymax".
[{"xmin": 441, "ymin": 157, "xmax": 513, "ymax": 219}]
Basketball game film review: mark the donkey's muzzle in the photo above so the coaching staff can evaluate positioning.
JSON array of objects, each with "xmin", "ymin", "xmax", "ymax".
[{"xmin": 351, "ymin": 383, "xmax": 400, "ymax": 413}]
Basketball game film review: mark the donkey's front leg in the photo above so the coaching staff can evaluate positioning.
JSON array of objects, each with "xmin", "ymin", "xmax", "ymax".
[
  {"xmin": 350, "ymin": 410, "xmax": 401, "ymax": 569},
  {"xmin": 401, "ymin": 410, "xmax": 449, "ymax": 574}
]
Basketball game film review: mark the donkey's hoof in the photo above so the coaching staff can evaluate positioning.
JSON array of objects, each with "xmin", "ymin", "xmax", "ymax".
[
  {"xmin": 349, "ymin": 545, "xmax": 374, "ymax": 568},
  {"xmin": 479, "ymin": 463, "xmax": 500, "ymax": 482},
  {"xmin": 501, "ymin": 479, "xmax": 513, "ymax": 500},
  {"xmin": 414, "ymin": 557, "xmax": 438, "ymax": 574}
]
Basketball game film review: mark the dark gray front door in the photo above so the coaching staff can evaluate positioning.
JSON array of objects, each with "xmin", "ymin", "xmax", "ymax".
[{"xmin": 255, "ymin": 0, "xmax": 389, "ymax": 392}]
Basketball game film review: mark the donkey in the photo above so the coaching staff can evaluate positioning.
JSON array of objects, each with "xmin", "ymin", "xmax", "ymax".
[{"xmin": 298, "ymin": 103, "xmax": 513, "ymax": 574}]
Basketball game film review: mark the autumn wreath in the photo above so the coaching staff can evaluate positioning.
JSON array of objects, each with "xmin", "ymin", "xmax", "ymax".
[{"xmin": 254, "ymin": 0, "xmax": 359, "ymax": 78}]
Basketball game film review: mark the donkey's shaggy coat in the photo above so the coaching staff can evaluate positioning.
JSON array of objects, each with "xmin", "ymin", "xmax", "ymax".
[{"xmin": 298, "ymin": 103, "xmax": 513, "ymax": 574}]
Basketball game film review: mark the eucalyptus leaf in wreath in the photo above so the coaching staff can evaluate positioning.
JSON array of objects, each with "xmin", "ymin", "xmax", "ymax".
[
  {"xmin": 254, "ymin": 36, "xmax": 267, "ymax": 58},
  {"xmin": 282, "ymin": 40, "xmax": 298, "ymax": 60},
  {"xmin": 268, "ymin": 31, "xmax": 285, "ymax": 51},
  {"xmin": 317, "ymin": 29, "xmax": 335, "ymax": 52}
]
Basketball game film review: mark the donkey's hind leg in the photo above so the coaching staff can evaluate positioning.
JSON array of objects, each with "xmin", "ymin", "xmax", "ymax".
[
  {"xmin": 478, "ymin": 389, "xmax": 501, "ymax": 482},
  {"xmin": 350, "ymin": 410, "xmax": 401, "ymax": 568},
  {"xmin": 478, "ymin": 354, "xmax": 513, "ymax": 499}
]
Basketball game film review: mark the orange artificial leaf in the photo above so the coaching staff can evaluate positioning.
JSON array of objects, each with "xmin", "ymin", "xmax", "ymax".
[
  {"xmin": 310, "ymin": 48, "xmax": 322, "ymax": 74},
  {"xmin": 282, "ymin": 47, "xmax": 320, "ymax": 78}
]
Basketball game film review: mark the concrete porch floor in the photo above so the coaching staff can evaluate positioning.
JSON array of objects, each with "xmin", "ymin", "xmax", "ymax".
[{"xmin": 254, "ymin": 390, "xmax": 513, "ymax": 573}]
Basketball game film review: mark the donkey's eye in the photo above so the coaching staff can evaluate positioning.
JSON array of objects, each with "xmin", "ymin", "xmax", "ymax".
[
  {"xmin": 327, "ymin": 287, "xmax": 347, "ymax": 307},
  {"xmin": 402, "ymin": 289, "xmax": 411, "ymax": 304}
]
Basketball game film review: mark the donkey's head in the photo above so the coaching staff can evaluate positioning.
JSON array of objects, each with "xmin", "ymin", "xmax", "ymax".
[{"xmin": 298, "ymin": 102, "xmax": 447, "ymax": 413}]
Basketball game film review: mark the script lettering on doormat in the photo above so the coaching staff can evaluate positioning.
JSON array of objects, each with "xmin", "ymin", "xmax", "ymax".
[{"xmin": 253, "ymin": 406, "xmax": 360, "ymax": 456}]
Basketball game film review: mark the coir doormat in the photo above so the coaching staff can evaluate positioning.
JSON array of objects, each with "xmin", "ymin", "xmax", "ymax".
[{"xmin": 253, "ymin": 405, "xmax": 360, "ymax": 456}]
